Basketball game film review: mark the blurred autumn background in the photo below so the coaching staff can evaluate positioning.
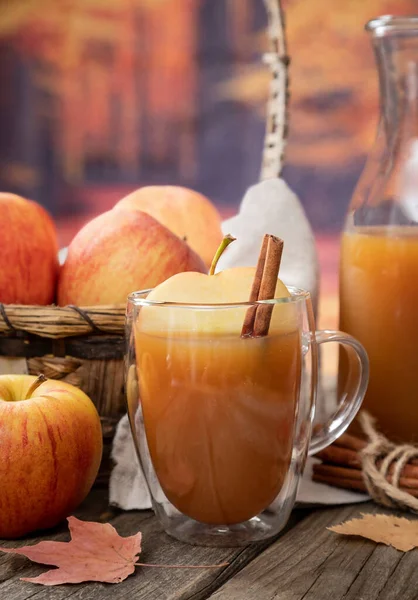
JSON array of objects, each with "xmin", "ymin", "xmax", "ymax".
[{"xmin": 0, "ymin": 0, "xmax": 416, "ymax": 326}]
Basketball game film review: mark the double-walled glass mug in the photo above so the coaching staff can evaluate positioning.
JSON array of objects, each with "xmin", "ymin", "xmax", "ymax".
[{"xmin": 126, "ymin": 288, "xmax": 369, "ymax": 547}]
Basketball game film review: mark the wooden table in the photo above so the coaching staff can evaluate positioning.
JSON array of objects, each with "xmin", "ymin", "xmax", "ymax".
[{"xmin": 1, "ymin": 488, "xmax": 417, "ymax": 600}]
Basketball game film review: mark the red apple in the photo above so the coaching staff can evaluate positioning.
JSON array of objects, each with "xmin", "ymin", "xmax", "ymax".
[
  {"xmin": 0, "ymin": 193, "xmax": 59, "ymax": 304},
  {"xmin": 114, "ymin": 186, "xmax": 223, "ymax": 268},
  {"xmin": 57, "ymin": 209, "xmax": 207, "ymax": 306},
  {"xmin": 0, "ymin": 375, "xmax": 103, "ymax": 538}
]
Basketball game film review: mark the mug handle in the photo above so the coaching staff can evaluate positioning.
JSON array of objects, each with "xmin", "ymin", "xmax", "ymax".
[{"xmin": 308, "ymin": 330, "xmax": 369, "ymax": 455}]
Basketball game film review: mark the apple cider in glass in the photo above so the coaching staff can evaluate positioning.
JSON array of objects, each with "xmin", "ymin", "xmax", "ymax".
[
  {"xmin": 127, "ymin": 263, "xmax": 368, "ymax": 545},
  {"xmin": 133, "ymin": 266, "xmax": 301, "ymax": 525},
  {"xmin": 340, "ymin": 227, "xmax": 418, "ymax": 442},
  {"xmin": 135, "ymin": 326, "xmax": 301, "ymax": 525}
]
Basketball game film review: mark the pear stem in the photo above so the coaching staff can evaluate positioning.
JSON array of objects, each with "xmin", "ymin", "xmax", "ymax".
[
  {"xmin": 209, "ymin": 234, "xmax": 236, "ymax": 276},
  {"xmin": 25, "ymin": 374, "xmax": 47, "ymax": 400}
]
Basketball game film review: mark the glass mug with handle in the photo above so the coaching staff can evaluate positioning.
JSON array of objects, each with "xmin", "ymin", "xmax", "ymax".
[{"xmin": 126, "ymin": 287, "xmax": 368, "ymax": 547}]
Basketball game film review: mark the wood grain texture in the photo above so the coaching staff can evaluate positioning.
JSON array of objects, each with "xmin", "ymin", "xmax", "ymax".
[
  {"xmin": 210, "ymin": 502, "xmax": 418, "ymax": 600},
  {"xmin": 2, "ymin": 491, "xmax": 414, "ymax": 600},
  {"xmin": 0, "ymin": 491, "xmax": 307, "ymax": 600}
]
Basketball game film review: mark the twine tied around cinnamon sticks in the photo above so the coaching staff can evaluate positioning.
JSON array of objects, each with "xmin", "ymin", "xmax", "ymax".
[
  {"xmin": 359, "ymin": 412, "xmax": 418, "ymax": 513},
  {"xmin": 313, "ymin": 412, "xmax": 418, "ymax": 514}
]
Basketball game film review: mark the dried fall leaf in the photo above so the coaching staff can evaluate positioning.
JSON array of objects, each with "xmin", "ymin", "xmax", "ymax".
[
  {"xmin": 0, "ymin": 516, "xmax": 142, "ymax": 585},
  {"xmin": 0, "ymin": 516, "xmax": 228, "ymax": 586},
  {"xmin": 328, "ymin": 513, "xmax": 418, "ymax": 552}
]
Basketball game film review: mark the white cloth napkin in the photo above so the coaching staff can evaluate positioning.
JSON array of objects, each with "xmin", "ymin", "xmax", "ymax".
[
  {"xmin": 109, "ymin": 177, "xmax": 367, "ymax": 509},
  {"xmin": 217, "ymin": 178, "xmax": 319, "ymax": 311}
]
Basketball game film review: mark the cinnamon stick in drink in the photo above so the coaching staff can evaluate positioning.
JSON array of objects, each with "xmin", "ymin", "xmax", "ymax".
[
  {"xmin": 241, "ymin": 236, "xmax": 269, "ymax": 337},
  {"xmin": 241, "ymin": 234, "xmax": 284, "ymax": 338}
]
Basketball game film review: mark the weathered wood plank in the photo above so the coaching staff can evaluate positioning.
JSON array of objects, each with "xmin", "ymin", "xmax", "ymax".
[
  {"xmin": 377, "ymin": 551, "xmax": 418, "ymax": 600},
  {"xmin": 209, "ymin": 502, "xmax": 418, "ymax": 600},
  {"xmin": 0, "ymin": 491, "xmax": 308, "ymax": 600}
]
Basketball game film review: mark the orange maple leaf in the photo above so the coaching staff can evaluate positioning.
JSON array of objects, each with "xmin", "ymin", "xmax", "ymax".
[
  {"xmin": 0, "ymin": 517, "xmax": 142, "ymax": 585},
  {"xmin": 0, "ymin": 516, "xmax": 228, "ymax": 586}
]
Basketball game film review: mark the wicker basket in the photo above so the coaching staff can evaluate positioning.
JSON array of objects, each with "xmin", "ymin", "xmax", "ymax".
[{"xmin": 0, "ymin": 0, "xmax": 288, "ymax": 485}]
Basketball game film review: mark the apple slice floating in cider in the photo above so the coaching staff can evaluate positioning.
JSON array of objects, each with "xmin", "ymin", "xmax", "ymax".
[
  {"xmin": 139, "ymin": 267, "xmax": 294, "ymax": 336},
  {"xmin": 140, "ymin": 232, "xmax": 294, "ymax": 336}
]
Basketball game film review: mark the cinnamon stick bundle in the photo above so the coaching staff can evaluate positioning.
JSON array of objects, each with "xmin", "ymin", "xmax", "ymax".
[
  {"xmin": 241, "ymin": 234, "xmax": 284, "ymax": 338},
  {"xmin": 313, "ymin": 463, "xmax": 418, "ymax": 495},
  {"xmin": 313, "ymin": 432, "xmax": 418, "ymax": 495}
]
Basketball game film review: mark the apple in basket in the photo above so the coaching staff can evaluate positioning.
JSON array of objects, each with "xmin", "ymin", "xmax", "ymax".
[
  {"xmin": 0, "ymin": 193, "xmax": 59, "ymax": 305},
  {"xmin": 0, "ymin": 375, "xmax": 102, "ymax": 538},
  {"xmin": 114, "ymin": 185, "xmax": 223, "ymax": 268},
  {"xmin": 58, "ymin": 208, "xmax": 207, "ymax": 306}
]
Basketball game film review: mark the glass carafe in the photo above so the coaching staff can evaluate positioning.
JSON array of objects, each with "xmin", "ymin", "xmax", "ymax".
[{"xmin": 340, "ymin": 16, "xmax": 418, "ymax": 443}]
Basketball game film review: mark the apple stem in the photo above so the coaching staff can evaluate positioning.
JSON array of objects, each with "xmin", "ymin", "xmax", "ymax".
[
  {"xmin": 208, "ymin": 234, "xmax": 236, "ymax": 276},
  {"xmin": 25, "ymin": 374, "xmax": 48, "ymax": 400}
]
